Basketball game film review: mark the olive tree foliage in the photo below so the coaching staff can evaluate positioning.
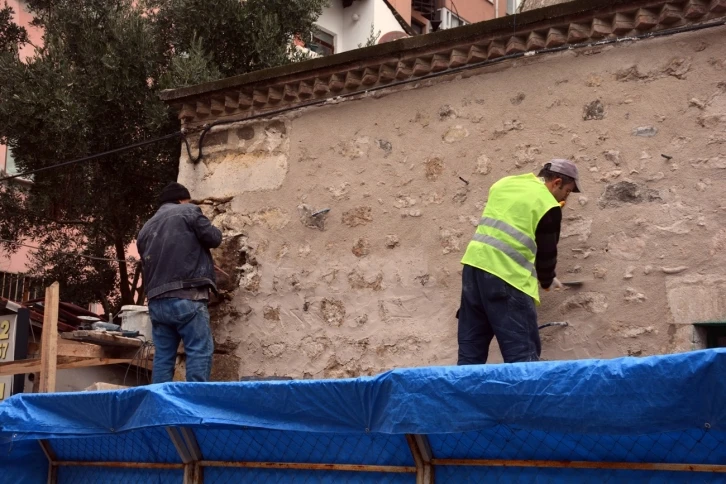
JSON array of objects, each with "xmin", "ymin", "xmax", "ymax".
[{"xmin": 0, "ymin": 0, "xmax": 326, "ymax": 314}]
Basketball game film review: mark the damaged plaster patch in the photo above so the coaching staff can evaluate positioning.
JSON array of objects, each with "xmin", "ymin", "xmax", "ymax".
[
  {"xmin": 607, "ymin": 232, "xmax": 647, "ymax": 261},
  {"xmin": 560, "ymin": 292, "xmax": 608, "ymax": 314},
  {"xmin": 178, "ymin": 119, "xmax": 291, "ymax": 200},
  {"xmin": 599, "ymin": 181, "xmax": 661, "ymax": 208}
]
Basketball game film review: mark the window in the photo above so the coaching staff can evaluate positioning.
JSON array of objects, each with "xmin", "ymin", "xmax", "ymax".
[
  {"xmin": 0, "ymin": 272, "xmax": 43, "ymax": 303},
  {"xmin": 2, "ymin": 147, "xmax": 18, "ymax": 176},
  {"xmin": 507, "ymin": 0, "xmax": 518, "ymax": 15},
  {"xmin": 435, "ymin": 8, "xmax": 469, "ymax": 30},
  {"xmin": 309, "ymin": 29, "xmax": 335, "ymax": 57},
  {"xmin": 411, "ymin": 20, "xmax": 424, "ymax": 35}
]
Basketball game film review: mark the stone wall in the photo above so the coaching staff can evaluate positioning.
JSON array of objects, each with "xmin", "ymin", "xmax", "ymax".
[{"xmin": 177, "ymin": 27, "xmax": 726, "ymax": 380}]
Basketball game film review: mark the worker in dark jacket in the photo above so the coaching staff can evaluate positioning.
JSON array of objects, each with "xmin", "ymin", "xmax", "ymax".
[
  {"xmin": 457, "ymin": 159, "xmax": 581, "ymax": 365},
  {"xmin": 137, "ymin": 182, "xmax": 223, "ymax": 383}
]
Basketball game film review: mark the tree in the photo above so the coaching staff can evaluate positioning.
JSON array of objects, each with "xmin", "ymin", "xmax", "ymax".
[{"xmin": 0, "ymin": 0, "xmax": 327, "ymax": 315}]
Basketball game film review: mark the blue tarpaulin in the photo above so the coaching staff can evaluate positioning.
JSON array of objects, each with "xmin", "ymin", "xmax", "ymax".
[{"xmin": 1, "ymin": 349, "xmax": 725, "ymax": 483}]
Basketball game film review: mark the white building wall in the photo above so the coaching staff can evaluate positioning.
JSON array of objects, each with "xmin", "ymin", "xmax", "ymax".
[
  {"xmin": 372, "ymin": 0, "xmax": 406, "ymax": 40},
  {"xmin": 318, "ymin": 0, "xmax": 404, "ymax": 55},
  {"xmin": 339, "ymin": 0, "xmax": 376, "ymax": 53},
  {"xmin": 315, "ymin": 0, "xmax": 345, "ymax": 53}
]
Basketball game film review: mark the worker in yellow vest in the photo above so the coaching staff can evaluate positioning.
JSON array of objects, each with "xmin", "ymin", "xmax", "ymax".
[{"xmin": 457, "ymin": 159, "xmax": 581, "ymax": 364}]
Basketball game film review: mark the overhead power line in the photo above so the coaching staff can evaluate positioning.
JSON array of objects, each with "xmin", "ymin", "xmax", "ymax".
[{"xmin": 0, "ymin": 131, "xmax": 183, "ymax": 183}]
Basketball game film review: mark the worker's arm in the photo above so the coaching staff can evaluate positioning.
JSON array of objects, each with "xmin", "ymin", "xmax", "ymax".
[
  {"xmin": 534, "ymin": 206, "xmax": 562, "ymax": 290},
  {"xmin": 189, "ymin": 205, "xmax": 223, "ymax": 249}
]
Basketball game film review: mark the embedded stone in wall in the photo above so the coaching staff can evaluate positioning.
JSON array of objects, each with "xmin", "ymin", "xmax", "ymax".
[
  {"xmin": 662, "ymin": 57, "xmax": 692, "ymax": 79},
  {"xmin": 439, "ymin": 104, "xmax": 458, "ymax": 120},
  {"xmin": 711, "ymin": 229, "xmax": 726, "ymax": 256},
  {"xmin": 452, "ymin": 186, "xmax": 469, "ymax": 205},
  {"xmin": 514, "ymin": 144, "xmax": 541, "ymax": 167},
  {"xmin": 442, "ymin": 125, "xmax": 469, "ymax": 144},
  {"xmin": 376, "ymin": 139, "xmax": 393, "ymax": 157},
  {"xmin": 263, "ymin": 305, "xmax": 281, "ymax": 321},
  {"xmin": 666, "ymin": 274, "xmax": 726, "ymax": 325},
  {"xmin": 336, "ymin": 137, "xmax": 370, "ymax": 159},
  {"xmin": 328, "ymin": 183, "xmax": 351, "ymax": 201},
  {"xmin": 607, "ymin": 232, "xmax": 647, "ymax": 261},
  {"xmin": 560, "ymin": 292, "xmax": 608, "ymax": 314},
  {"xmin": 342, "ymin": 206, "xmax": 373, "ymax": 227},
  {"xmin": 262, "ymin": 342, "xmax": 287, "ymax": 358},
  {"xmin": 625, "ymin": 287, "xmax": 647, "ymax": 303},
  {"xmin": 510, "ymin": 92, "xmax": 526, "ymax": 105},
  {"xmin": 697, "ymin": 92, "xmax": 726, "ymax": 129},
  {"xmin": 583, "ymin": 100, "xmax": 606, "ymax": 120},
  {"xmin": 560, "ymin": 216, "xmax": 592, "ymax": 242},
  {"xmin": 492, "ymin": 120, "xmax": 523, "ymax": 138},
  {"xmin": 616, "ymin": 65, "xmax": 649, "ymax": 82},
  {"xmin": 394, "ymin": 195, "xmax": 417, "ymax": 208},
  {"xmin": 475, "ymin": 154, "xmax": 492, "ymax": 175},
  {"xmin": 352, "ymin": 237, "xmax": 371, "ymax": 257},
  {"xmin": 690, "ymin": 156, "xmax": 726, "ymax": 169},
  {"xmin": 348, "ymin": 267, "xmax": 383, "ymax": 290},
  {"xmin": 300, "ymin": 335, "xmax": 331, "ymax": 360},
  {"xmin": 385, "ymin": 235, "xmax": 400, "ymax": 249},
  {"xmin": 632, "ymin": 126, "xmax": 658, "ymax": 137},
  {"xmin": 603, "ymin": 150, "xmax": 623, "ymax": 166},
  {"xmin": 321, "ymin": 299, "xmax": 346, "ymax": 327},
  {"xmin": 298, "ymin": 204, "xmax": 327, "ymax": 230},
  {"xmin": 425, "ymin": 156, "xmax": 445, "ymax": 181},
  {"xmin": 440, "ymin": 228, "xmax": 463, "ymax": 255}
]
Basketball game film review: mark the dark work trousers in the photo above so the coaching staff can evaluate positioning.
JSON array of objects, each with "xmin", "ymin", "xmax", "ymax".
[{"xmin": 457, "ymin": 264, "xmax": 541, "ymax": 364}]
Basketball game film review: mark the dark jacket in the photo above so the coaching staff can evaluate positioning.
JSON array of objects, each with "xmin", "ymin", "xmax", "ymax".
[
  {"xmin": 534, "ymin": 206, "xmax": 562, "ymax": 290},
  {"xmin": 137, "ymin": 203, "xmax": 223, "ymax": 299}
]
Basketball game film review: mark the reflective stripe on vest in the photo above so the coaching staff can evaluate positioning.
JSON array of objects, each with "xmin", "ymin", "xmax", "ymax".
[
  {"xmin": 471, "ymin": 233, "xmax": 537, "ymax": 278},
  {"xmin": 478, "ymin": 216, "xmax": 537, "ymax": 255}
]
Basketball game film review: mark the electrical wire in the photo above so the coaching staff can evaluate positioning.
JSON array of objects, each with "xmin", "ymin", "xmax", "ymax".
[
  {"xmin": 0, "ymin": 131, "xmax": 183, "ymax": 183},
  {"xmin": 0, "ymin": 237, "xmax": 135, "ymax": 263},
  {"xmin": 123, "ymin": 338, "xmax": 154, "ymax": 386}
]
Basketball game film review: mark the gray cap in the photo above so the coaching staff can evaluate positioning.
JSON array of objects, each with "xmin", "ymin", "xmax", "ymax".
[{"xmin": 546, "ymin": 159, "xmax": 581, "ymax": 193}]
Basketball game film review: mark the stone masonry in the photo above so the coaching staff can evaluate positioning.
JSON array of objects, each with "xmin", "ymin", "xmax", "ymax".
[{"xmin": 167, "ymin": 12, "xmax": 726, "ymax": 380}]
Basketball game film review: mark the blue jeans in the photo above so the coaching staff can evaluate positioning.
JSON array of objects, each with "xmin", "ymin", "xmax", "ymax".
[
  {"xmin": 457, "ymin": 265, "xmax": 540, "ymax": 364},
  {"xmin": 148, "ymin": 298, "xmax": 214, "ymax": 383}
]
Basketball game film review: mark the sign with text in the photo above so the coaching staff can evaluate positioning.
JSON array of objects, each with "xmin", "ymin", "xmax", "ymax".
[{"xmin": 0, "ymin": 314, "xmax": 18, "ymax": 400}]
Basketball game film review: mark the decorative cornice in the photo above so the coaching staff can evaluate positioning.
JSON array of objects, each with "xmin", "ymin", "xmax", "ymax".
[{"xmin": 161, "ymin": 0, "xmax": 726, "ymax": 127}]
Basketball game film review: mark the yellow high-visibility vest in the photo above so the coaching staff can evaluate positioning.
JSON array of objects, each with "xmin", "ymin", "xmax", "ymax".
[{"xmin": 461, "ymin": 173, "xmax": 559, "ymax": 304}]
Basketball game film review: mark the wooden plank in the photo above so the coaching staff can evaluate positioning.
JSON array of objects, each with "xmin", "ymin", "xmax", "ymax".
[
  {"xmin": 406, "ymin": 435, "xmax": 425, "ymax": 484},
  {"xmin": 39, "ymin": 440, "xmax": 57, "ymax": 484},
  {"xmin": 55, "ymin": 461, "xmax": 184, "ymax": 469},
  {"xmin": 47, "ymin": 464, "xmax": 57, "ymax": 484},
  {"xmin": 39, "ymin": 440, "xmax": 57, "ymax": 462},
  {"xmin": 30, "ymin": 340, "xmax": 140, "ymax": 359},
  {"xmin": 39, "ymin": 282, "xmax": 59, "ymax": 393},
  {"xmin": 167, "ymin": 427, "xmax": 192, "ymax": 464},
  {"xmin": 61, "ymin": 330, "xmax": 142, "ymax": 348},
  {"xmin": 183, "ymin": 462, "xmax": 203, "ymax": 484},
  {"xmin": 0, "ymin": 356, "xmax": 136, "ymax": 377},
  {"xmin": 199, "ymin": 461, "xmax": 417, "ymax": 473},
  {"xmin": 430, "ymin": 459, "xmax": 726, "ymax": 473},
  {"xmin": 407, "ymin": 434, "xmax": 434, "ymax": 484}
]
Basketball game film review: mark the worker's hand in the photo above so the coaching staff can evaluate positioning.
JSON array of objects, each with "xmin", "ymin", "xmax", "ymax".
[
  {"xmin": 551, "ymin": 277, "xmax": 565, "ymax": 291},
  {"xmin": 543, "ymin": 278, "xmax": 565, "ymax": 292}
]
